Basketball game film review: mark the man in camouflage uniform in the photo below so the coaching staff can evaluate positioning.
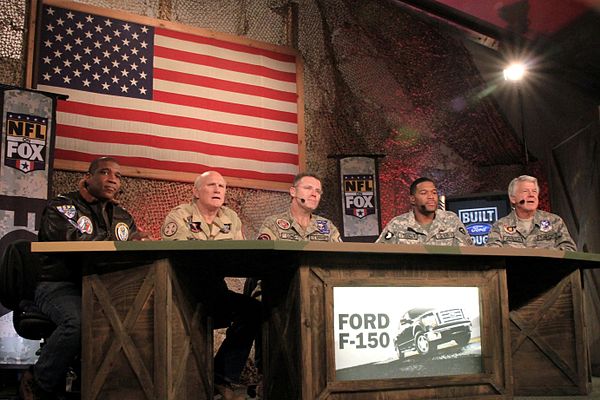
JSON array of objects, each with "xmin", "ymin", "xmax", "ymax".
[
  {"xmin": 376, "ymin": 177, "xmax": 472, "ymax": 246},
  {"xmin": 256, "ymin": 173, "xmax": 342, "ymax": 243},
  {"xmin": 161, "ymin": 171, "xmax": 258, "ymax": 400},
  {"xmin": 487, "ymin": 175, "xmax": 576, "ymax": 250}
]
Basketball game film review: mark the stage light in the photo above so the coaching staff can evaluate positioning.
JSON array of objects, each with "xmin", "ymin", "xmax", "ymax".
[{"xmin": 503, "ymin": 63, "xmax": 526, "ymax": 81}]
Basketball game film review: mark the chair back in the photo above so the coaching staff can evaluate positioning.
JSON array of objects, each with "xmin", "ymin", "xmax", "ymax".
[{"xmin": 0, "ymin": 239, "xmax": 41, "ymax": 311}]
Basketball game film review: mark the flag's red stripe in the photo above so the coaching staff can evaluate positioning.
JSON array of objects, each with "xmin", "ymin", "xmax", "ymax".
[
  {"xmin": 57, "ymin": 100, "xmax": 298, "ymax": 144},
  {"xmin": 57, "ymin": 124, "xmax": 299, "ymax": 164},
  {"xmin": 55, "ymin": 149, "xmax": 295, "ymax": 183},
  {"xmin": 154, "ymin": 68, "xmax": 297, "ymax": 103},
  {"xmin": 155, "ymin": 46, "xmax": 296, "ymax": 83},
  {"xmin": 153, "ymin": 90, "xmax": 296, "ymax": 123},
  {"xmin": 155, "ymin": 27, "xmax": 296, "ymax": 64}
]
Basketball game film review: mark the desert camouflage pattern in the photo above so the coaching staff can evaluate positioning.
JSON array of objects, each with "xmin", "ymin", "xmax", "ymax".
[
  {"xmin": 376, "ymin": 209, "xmax": 472, "ymax": 246},
  {"xmin": 257, "ymin": 209, "xmax": 342, "ymax": 242},
  {"xmin": 161, "ymin": 201, "xmax": 244, "ymax": 241},
  {"xmin": 487, "ymin": 209, "xmax": 577, "ymax": 251}
]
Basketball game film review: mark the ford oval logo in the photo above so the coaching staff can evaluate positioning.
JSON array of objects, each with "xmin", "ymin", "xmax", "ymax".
[{"xmin": 467, "ymin": 223, "xmax": 491, "ymax": 235}]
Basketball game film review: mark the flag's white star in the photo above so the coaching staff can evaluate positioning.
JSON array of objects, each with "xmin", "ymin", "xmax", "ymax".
[
  {"xmin": 130, "ymin": 62, "xmax": 138, "ymax": 70},
  {"xmin": 120, "ymin": 85, "xmax": 129, "ymax": 93},
  {"xmin": 63, "ymin": 59, "xmax": 72, "ymax": 68},
  {"xmin": 73, "ymin": 53, "xmax": 82, "ymax": 61},
  {"xmin": 139, "ymin": 86, "xmax": 147, "ymax": 95},
  {"xmin": 74, "ymin": 37, "xmax": 82, "ymax": 45},
  {"xmin": 85, "ymin": 15, "xmax": 94, "ymax": 23},
  {"xmin": 102, "ymin": 82, "xmax": 110, "ymax": 90},
  {"xmin": 82, "ymin": 79, "xmax": 91, "ymax": 87},
  {"xmin": 46, "ymin": 23, "xmax": 54, "ymax": 32},
  {"xmin": 83, "ymin": 47, "xmax": 92, "ymax": 55},
  {"xmin": 102, "ymin": 66, "xmax": 110, "ymax": 74},
  {"xmin": 73, "ymin": 69, "xmax": 81, "ymax": 77},
  {"xmin": 123, "ymin": 23, "xmax": 131, "ymax": 31},
  {"xmin": 83, "ymin": 63, "xmax": 91, "ymax": 71},
  {"xmin": 76, "ymin": 21, "xmax": 84, "ymax": 29},
  {"xmin": 54, "ymin": 34, "xmax": 63, "ymax": 42},
  {"xmin": 52, "ymin": 66, "xmax": 62, "ymax": 74},
  {"xmin": 53, "ymin": 49, "xmax": 62, "ymax": 58},
  {"xmin": 63, "ymin": 75, "xmax": 71, "ymax": 84},
  {"xmin": 111, "ymin": 75, "xmax": 119, "ymax": 83},
  {"xmin": 112, "ymin": 44, "xmax": 121, "ymax": 52},
  {"xmin": 42, "ymin": 72, "xmax": 51, "ymax": 80},
  {"xmin": 94, "ymin": 25, "xmax": 102, "ymax": 33},
  {"xmin": 47, "ymin": 7, "xmax": 55, "ymax": 15},
  {"xmin": 43, "ymin": 56, "xmax": 51, "ymax": 63},
  {"xmin": 92, "ymin": 72, "xmax": 100, "ymax": 80},
  {"xmin": 130, "ymin": 78, "xmax": 138, "ymax": 86},
  {"xmin": 104, "ymin": 19, "xmax": 113, "ymax": 27},
  {"xmin": 120, "ymin": 69, "xmax": 129, "ymax": 77},
  {"xmin": 92, "ymin": 56, "xmax": 101, "ymax": 64},
  {"xmin": 139, "ymin": 71, "xmax": 147, "ymax": 79},
  {"xmin": 141, "ymin": 26, "xmax": 148, "ymax": 33},
  {"xmin": 44, "ymin": 39, "xmax": 52, "ymax": 48},
  {"xmin": 102, "ymin": 50, "xmax": 111, "ymax": 58},
  {"xmin": 140, "ymin": 41, "xmax": 148, "ymax": 49},
  {"xmin": 104, "ymin": 34, "xmax": 111, "ymax": 42},
  {"xmin": 65, "ymin": 28, "xmax": 74, "ymax": 35},
  {"xmin": 139, "ymin": 56, "xmax": 147, "ymax": 64},
  {"xmin": 56, "ymin": 18, "xmax": 64, "ymax": 26},
  {"xmin": 66, "ymin": 11, "xmax": 74, "ymax": 19}
]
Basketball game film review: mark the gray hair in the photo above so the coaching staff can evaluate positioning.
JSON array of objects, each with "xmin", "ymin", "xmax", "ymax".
[{"xmin": 508, "ymin": 175, "xmax": 539, "ymax": 197}]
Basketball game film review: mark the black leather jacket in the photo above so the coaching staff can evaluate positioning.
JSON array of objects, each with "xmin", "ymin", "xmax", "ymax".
[{"xmin": 38, "ymin": 188, "xmax": 138, "ymax": 281}]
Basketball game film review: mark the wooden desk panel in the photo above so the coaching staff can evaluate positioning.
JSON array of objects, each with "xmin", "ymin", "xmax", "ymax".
[{"xmin": 31, "ymin": 241, "xmax": 600, "ymax": 399}]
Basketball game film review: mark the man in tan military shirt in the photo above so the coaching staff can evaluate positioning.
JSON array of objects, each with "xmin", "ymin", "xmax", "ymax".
[
  {"xmin": 161, "ymin": 171, "xmax": 257, "ymax": 400},
  {"xmin": 256, "ymin": 173, "xmax": 342, "ymax": 242}
]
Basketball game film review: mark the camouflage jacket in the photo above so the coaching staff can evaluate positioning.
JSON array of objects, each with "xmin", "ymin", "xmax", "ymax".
[
  {"xmin": 376, "ymin": 209, "xmax": 472, "ymax": 246},
  {"xmin": 161, "ymin": 202, "xmax": 243, "ymax": 241},
  {"xmin": 486, "ymin": 209, "xmax": 576, "ymax": 251},
  {"xmin": 257, "ymin": 209, "xmax": 342, "ymax": 242}
]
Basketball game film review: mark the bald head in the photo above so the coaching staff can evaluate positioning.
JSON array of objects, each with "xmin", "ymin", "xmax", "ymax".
[{"xmin": 193, "ymin": 171, "xmax": 227, "ymax": 211}]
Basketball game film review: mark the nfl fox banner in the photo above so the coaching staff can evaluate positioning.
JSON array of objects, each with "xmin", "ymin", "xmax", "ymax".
[
  {"xmin": 0, "ymin": 88, "xmax": 56, "ymax": 242},
  {"xmin": 0, "ymin": 87, "xmax": 59, "ymax": 365},
  {"xmin": 335, "ymin": 155, "xmax": 382, "ymax": 241},
  {"xmin": 28, "ymin": 0, "xmax": 304, "ymax": 191}
]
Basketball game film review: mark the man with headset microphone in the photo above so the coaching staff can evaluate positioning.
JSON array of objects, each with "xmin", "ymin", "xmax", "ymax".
[{"xmin": 487, "ymin": 175, "xmax": 576, "ymax": 250}]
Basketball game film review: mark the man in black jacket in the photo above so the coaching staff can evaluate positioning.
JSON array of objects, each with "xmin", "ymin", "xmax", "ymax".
[{"xmin": 20, "ymin": 157, "xmax": 145, "ymax": 400}]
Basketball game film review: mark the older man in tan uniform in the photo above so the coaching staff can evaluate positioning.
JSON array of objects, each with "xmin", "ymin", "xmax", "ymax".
[{"xmin": 161, "ymin": 171, "xmax": 257, "ymax": 400}]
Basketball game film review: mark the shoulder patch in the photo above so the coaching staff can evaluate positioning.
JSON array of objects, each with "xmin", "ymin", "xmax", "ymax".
[
  {"xmin": 504, "ymin": 225, "xmax": 515, "ymax": 234},
  {"xmin": 115, "ymin": 222, "xmax": 130, "ymax": 241},
  {"xmin": 276, "ymin": 218, "xmax": 291, "ymax": 230},
  {"xmin": 221, "ymin": 223, "xmax": 231, "ymax": 233},
  {"xmin": 257, "ymin": 233, "xmax": 271, "ymax": 240},
  {"xmin": 163, "ymin": 222, "xmax": 178, "ymax": 237},
  {"xmin": 56, "ymin": 204, "xmax": 77, "ymax": 219}
]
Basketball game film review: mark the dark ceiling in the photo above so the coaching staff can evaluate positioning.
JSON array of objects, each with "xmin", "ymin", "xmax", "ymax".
[{"xmin": 390, "ymin": 0, "xmax": 600, "ymax": 101}]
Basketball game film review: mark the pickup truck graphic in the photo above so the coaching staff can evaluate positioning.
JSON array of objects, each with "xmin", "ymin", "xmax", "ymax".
[{"xmin": 393, "ymin": 307, "xmax": 472, "ymax": 360}]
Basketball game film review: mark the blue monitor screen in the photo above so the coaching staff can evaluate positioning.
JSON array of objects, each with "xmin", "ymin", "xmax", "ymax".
[{"xmin": 445, "ymin": 193, "xmax": 511, "ymax": 246}]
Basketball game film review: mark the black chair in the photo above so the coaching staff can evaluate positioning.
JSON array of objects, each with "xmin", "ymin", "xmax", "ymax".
[{"xmin": 0, "ymin": 240, "xmax": 56, "ymax": 349}]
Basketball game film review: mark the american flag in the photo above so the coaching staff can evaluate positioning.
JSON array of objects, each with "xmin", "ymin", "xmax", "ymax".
[{"xmin": 33, "ymin": 0, "xmax": 302, "ymax": 189}]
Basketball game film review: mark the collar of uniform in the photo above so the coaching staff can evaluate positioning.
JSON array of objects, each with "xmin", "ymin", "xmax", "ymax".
[
  {"xmin": 287, "ymin": 208, "xmax": 315, "ymax": 236},
  {"xmin": 190, "ymin": 203, "xmax": 232, "ymax": 227}
]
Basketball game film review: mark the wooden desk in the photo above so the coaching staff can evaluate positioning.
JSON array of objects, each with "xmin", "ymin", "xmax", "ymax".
[{"xmin": 31, "ymin": 241, "xmax": 600, "ymax": 399}]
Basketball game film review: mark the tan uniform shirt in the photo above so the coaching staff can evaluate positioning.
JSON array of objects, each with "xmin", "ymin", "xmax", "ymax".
[
  {"xmin": 257, "ymin": 209, "xmax": 342, "ymax": 242},
  {"xmin": 161, "ymin": 201, "xmax": 244, "ymax": 241},
  {"xmin": 487, "ymin": 209, "xmax": 576, "ymax": 251}
]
